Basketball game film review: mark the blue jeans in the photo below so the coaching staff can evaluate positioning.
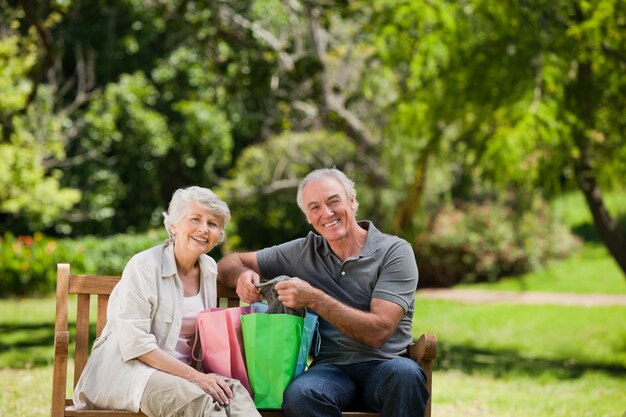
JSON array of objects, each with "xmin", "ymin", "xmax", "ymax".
[{"xmin": 282, "ymin": 357, "xmax": 429, "ymax": 417}]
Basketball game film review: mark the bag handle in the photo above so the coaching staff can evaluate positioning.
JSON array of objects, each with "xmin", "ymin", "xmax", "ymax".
[
  {"xmin": 191, "ymin": 315, "xmax": 204, "ymax": 363},
  {"xmin": 299, "ymin": 322, "xmax": 307, "ymax": 360},
  {"xmin": 312, "ymin": 320, "xmax": 321, "ymax": 357}
]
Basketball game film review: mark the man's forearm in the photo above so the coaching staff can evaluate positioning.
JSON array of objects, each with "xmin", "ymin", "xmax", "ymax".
[
  {"xmin": 218, "ymin": 252, "xmax": 262, "ymax": 288},
  {"xmin": 309, "ymin": 290, "xmax": 398, "ymax": 348},
  {"xmin": 217, "ymin": 253, "xmax": 246, "ymax": 288}
]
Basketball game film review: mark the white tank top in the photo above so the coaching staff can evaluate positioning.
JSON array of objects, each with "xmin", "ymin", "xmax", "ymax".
[{"xmin": 173, "ymin": 288, "xmax": 205, "ymax": 364}]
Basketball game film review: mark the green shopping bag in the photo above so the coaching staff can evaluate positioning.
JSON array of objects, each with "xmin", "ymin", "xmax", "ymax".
[{"xmin": 241, "ymin": 313, "xmax": 303, "ymax": 409}]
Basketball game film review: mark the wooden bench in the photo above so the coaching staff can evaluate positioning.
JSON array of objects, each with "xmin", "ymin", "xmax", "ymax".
[{"xmin": 52, "ymin": 263, "xmax": 437, "ymax": 417}]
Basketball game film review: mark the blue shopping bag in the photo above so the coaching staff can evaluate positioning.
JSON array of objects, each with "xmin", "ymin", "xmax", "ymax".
[{"xmin": 294, "ymin": 310, "xmax": 320, "ymax": 378}]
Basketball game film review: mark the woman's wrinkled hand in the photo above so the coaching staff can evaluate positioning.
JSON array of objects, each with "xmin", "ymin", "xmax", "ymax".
[{"xmin": 191, "ymin": 372, "xmax": 234, "ymax": 406}]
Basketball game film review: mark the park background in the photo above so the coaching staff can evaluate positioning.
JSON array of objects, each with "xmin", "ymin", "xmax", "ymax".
[{"xmin": 1, "ymin": 1, "xmax": 625, "ymax": 416}]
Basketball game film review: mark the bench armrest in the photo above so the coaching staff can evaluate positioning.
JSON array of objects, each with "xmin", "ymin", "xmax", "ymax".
[{"xmin": 409, "ymin": 333, "xmax": 438, "ymax": 363}]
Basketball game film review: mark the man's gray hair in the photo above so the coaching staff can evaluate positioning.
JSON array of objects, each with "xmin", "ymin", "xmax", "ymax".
[
  {"xmin": 163, "ymin": 186, "xmax": 231, "ymax": 243},
  {"xmin": 296, "ymin": 168, "xmax": 359, "ymax": 214}
]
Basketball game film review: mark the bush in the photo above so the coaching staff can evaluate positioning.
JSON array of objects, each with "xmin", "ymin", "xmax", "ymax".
[
  {"xmin": 0, "ymin": 230, "xmax": 167, "ymax": 297},
  {"xmin": 0, "ymin": 232, "xmax": 85, "ymax": 297},
  {"xmin": 415, "ymin": 200, "xmax": 581, "ymax": 287},
  {"xmin": 64, "ymin": 229, "xmax": 167, "ymax": 275}
]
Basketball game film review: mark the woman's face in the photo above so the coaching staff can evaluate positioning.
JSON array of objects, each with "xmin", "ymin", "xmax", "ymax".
[{"xmin": 170, "ymin": 202, "xmax": 222, "ymax": 257}]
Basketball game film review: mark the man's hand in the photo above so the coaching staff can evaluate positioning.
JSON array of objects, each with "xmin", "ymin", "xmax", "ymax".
[
  {"xmin": 275, "ymin": 277, "xmax": 317, "ymax": 309},
  {"xmin": 236, "ymin": 269, "xmax": 262, "ymax": 304}
]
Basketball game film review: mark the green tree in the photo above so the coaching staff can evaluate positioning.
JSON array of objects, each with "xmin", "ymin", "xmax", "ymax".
[
  {"xmin": 219, "ymin": 130, "xmax": 359, "ymax": 250},
  {"xmin": 0, "ymin": 3, "xmax": 80, "ymax": 232},
  {"xmin": 370, "ymin": 0, "xmax": 626, "ymax": 276},
  {"xmin": 1, "ymin": 0, "xmax": 278, "ymax": 235}
]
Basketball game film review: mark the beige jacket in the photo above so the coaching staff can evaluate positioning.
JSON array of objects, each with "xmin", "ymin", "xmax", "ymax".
[{"xmin": 73, "ymin": 242, "xmax": 218, "ymax": 411}]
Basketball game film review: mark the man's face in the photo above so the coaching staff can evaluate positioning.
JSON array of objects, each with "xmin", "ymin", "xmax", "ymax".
[{"xmin": 301, "ymin": 177, "xmax": 356, "ymax": 242}]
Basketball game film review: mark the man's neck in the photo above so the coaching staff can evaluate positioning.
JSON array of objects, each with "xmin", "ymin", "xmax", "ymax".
[{"xmin": 328, "ymin": 226, "xmax": 368, "ymax": 262}]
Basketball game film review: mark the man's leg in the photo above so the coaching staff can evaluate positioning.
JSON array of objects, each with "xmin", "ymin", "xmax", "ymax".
[
  {"xmin": 357, "ymin": 358, "xmax": 429, "ymax": 417},
  {"xmin": 282, "ymin": 363, "xmax": 357, "ymax": 417}
]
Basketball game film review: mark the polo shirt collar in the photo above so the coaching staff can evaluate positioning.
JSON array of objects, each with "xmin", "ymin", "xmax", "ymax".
[
  {"xmin": 357, "ymin": 220, "xmax": 382, "ymax": 258},
  {"xmin": 319, "ymin": 220, "xmax": 381, "ymax": 258}
]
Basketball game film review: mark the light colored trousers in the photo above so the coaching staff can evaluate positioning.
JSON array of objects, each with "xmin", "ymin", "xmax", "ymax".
[{"xmin": 140, "ymin": 371, "xmax": 261, "ymax": 417}]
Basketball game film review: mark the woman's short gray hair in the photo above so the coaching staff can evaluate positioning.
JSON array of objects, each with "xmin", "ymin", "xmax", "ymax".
[
  {"xmin": 163, "ymin": 186, "xmax": 231, "ymax": 244},
  {"xmin": 296, "ymin": 168, "xmax": 359, "ymax": 214}
]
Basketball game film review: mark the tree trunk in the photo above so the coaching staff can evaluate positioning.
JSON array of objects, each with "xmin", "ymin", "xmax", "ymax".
[
  {"xmin": 391, "ymin": 152, "xmax": 430, "ymax": 236},
  {"xmin": 574, "ymin": 156, "xmax": 626, "ymax": 276},
  {"xmin": 567, "ymin": 47, "xmax": 626, "ymax": 277}
]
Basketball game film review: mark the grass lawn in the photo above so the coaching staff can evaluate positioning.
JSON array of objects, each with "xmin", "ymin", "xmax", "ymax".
[
  {"xmin": 413, "ymin": 298, "xmax": 626, "ymax": 417},
  {"xmin": 414, "ymin": 299, "xmax": 626, "ymax": 368},
  {"xmin": 0, "ymin": 366, "xmax": 54, "ymax": 417},
  {"xmin": 432, "ymin": 369, "xmax": 624, "ymax": 417}
]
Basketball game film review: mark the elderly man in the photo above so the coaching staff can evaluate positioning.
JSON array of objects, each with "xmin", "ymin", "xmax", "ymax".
[{"xmin": 217, "ymin": 168, "xmax": 429, "ymax": 417}]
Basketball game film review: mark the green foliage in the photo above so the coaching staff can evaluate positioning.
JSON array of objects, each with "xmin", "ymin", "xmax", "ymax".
[
  {"xmin": 0, "ymin": 232, "xmax": 84, "ymax": 297},
  {"xmin": 63, "ymin": 229, "xmax": 168, "ymax": 275},
  {"xmin": 416, "ymin": 199, "xmax": 581, "ymax": 287},
  {"xmin": 0, "ymin": 229, "xmax": 167, "ymax": 297},
  {"xmin": 550, "ymin": 190, "xmax": 626, "ymax": 234},
  {"xmin": 1, "ymin": 0, "xmax": 277, "ymax": 236},
  {"xmin": 0, "ymin": 32, "xmax": 35, "ymax": 113},
  {"xmin": 0, "ymin": 12, "xmax": 81, "ymax": 231},
  {"xmin": 458, "ymin": 243, "xmax": 626, "ymax": 294},
  {"xmin": 1, "ymin": 0, "xmax": 624, "ymax": 278},
  {"xmin": 219, "ymin": 130, "xmax": 360, "ymax": 250}
]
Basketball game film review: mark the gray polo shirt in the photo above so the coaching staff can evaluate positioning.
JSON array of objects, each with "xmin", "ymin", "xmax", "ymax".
[{"xmin": 257, "ymin": 221, "xmax": 418, "ymax": 365}]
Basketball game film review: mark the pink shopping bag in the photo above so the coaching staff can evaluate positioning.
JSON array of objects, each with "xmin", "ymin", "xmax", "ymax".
[{"xmin": 194, "ymin": 306, "xmax": 253, "ymax": 395}]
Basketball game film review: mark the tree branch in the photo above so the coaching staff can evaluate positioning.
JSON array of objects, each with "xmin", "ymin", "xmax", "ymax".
[
  {"xmin": 217, "ymin": 4, "xmax": 295, "ymax": 71},
  {"xmin": 19, "ymin": 0, "xmax": 55, "ymax": 106},
  {"xmin": 307, "ymin": 8, "xmax": 386, "ymax": 186}
]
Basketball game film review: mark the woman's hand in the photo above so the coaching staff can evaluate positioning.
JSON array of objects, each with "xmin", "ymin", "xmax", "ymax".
[{"xmin": 191, "ymin": 372, "xmax": 234, "ymax": 406}]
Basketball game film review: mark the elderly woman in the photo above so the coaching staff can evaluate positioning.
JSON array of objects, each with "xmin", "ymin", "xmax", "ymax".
[{"xmin": 73, "ymin": 187, "xmax": 260, "ymax": 417}]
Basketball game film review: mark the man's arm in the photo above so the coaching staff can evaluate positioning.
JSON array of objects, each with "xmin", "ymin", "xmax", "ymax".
[
  {"xmin": 217, "ymin": 252, "xmax": 263, "ymax": 303},
  {"xmin": 275, "ymin": 278, "xmax": 404, "ymax": 348}
]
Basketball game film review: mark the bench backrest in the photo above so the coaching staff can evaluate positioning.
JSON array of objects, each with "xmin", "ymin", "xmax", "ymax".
[{"xmin": 51, "ymin": 263, "xmax": 243, "ymax": 417}]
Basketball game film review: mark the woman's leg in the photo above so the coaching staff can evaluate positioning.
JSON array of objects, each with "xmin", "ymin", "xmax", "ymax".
[
  {"xmin": 140, "ymin": 371, "xmax": 259, "ymax": 417},
  {"xmin": 140, "ymin": 370, "xmax": 206, "ymax": 417}
]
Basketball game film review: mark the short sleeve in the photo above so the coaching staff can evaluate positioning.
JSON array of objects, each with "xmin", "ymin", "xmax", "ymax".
[{"xmin": 371, "ymin": 240, "xmax": 418, "ymax": 313}]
